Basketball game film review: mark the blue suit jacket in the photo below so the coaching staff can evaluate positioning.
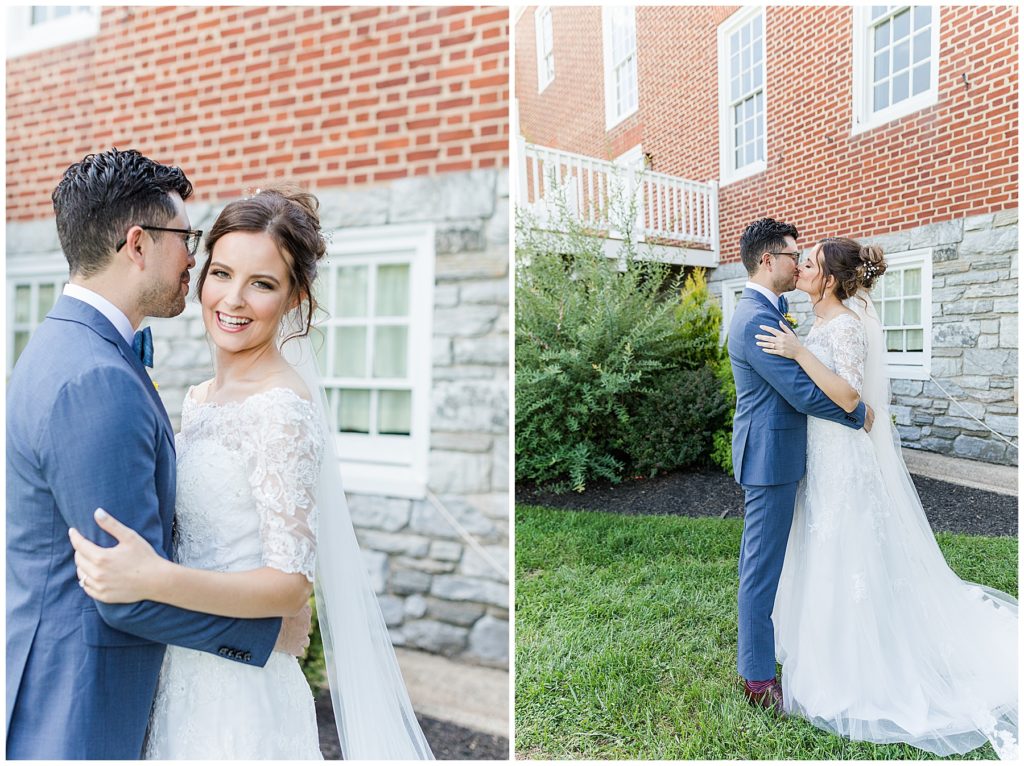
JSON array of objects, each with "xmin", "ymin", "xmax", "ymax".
[
  {"xmin": 727, "ymin": 288, "xmax": 865, "ymax": 486},
  {"xmin": 6, "ymin": 295, "xmax": 282, "ymax": 759}
]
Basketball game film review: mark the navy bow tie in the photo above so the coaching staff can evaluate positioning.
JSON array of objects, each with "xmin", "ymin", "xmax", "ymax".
[
  {"xmin": 133, "ymin": 326, "xmax": 154, "ymax": 368},
  {"xmin": 777, "ymin": 295, "xmax": 789, "ymax": 315}
]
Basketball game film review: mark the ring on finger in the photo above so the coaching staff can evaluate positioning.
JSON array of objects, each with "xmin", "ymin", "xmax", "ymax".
[{"xmin": 79, "ymin": 574, "xmax": 88, "ymax": 588}]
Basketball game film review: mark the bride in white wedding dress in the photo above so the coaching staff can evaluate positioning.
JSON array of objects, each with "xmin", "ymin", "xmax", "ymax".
[
  {"xmin": 69, "ymin": 187, "xmax": 433, "ymax": 760},
  {"xmin": 754, "ymin": 237, "xmax": 1017, "ymax": 759}
]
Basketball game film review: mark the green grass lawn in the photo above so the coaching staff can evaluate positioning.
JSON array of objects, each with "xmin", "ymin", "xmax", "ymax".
[{"xmin": 515, "ymin": 504, "xmax": 1018, "ymax": 760}]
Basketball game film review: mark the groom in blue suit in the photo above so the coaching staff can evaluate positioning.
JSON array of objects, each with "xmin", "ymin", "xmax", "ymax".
[
  {"xmin": 6, "ymin": 150, "xmax": 303, "ymax": 759},
  {"xmin": 727, "ymin": 218, "xmax": 873, "ymax": 715}
]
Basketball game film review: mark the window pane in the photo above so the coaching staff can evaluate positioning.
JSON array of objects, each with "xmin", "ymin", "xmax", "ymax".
[
  {"xmin": 378, "ymin": 390, "xmax": 412, "ymax": 435},
  {"xmin": 753, "ymin": 37, "xmax": 762, "ymax": 67},
  {"xmin": 873, "ymin": 82, "xmax": 889, "ymax": 111},
  {"xmin": 884, "ymin": 300, "xmax": 901, "ymax": 325},
  {"xmin": 893, "ymin": 9, "xmax": 910, "ymax": 40},
  {"xmin": 13, "ymin": 331, "xmax": 30, "ymax": 366},
  {"xmin": 913, "ymin": 30, "xmax": 930, "ymax": 63},
  {"xmin": 742, "ymin": 45, "xmax": 751, "ymax": 73},
  {"xmin": 912, "ymin": 63, "xmax": 929, "ymax": 95},
  {"xmin": 913, "ymin": 5, "xmax": 931, "ymax": 28},
  {"xmin": 314, "ymin": 330, "xmax": 328, "ymax": 374},
  {"xmin": 742, "ymin": 70, "xmax": 752, "ymax": 95},
  {"xmin": 903, "ymin": 267, "xmax": 921, "ymax": 295},
  {"xmin": 334, "ymin": 327, "xmax": 367, "ymax": 377},
  {"xmin": 906, "ymin": 328, "xmax": 924, "ymax": 352},
  {"xmin": 336, "ymin": 266, "xmax": 368, "ymax": 317},
  {"xmin": 337, "ymin": 389, "xmax": 370, "ymax": 433},
  {"xmin": 741, "ymin": 20, "xmax": 750, "ymax": 47},
  {"xmin": 730, "ymin": 31, "xmax": 741, "ymax": 55},
  {"xmin": 375, "ymin": 264, "xmax": 409, "ymax": 316},
  {"xmin": 893, "ymin": 40, "xmax": 909, "ymax": 72},
  {"xmin": 892, "ymin": 71, "xmax": 909, "ymax": 102},
  {"xmin": 873, "ymin": 50, "xmax": 889, "ymax": 81},
  {"xmin": 15, "ymin": 285, "xmax": 31, "ymax": 323},
  {"xmin": 37, "ymin": 284, "xmax": 56, "ymax": 322},
  {"xmin": 886, "ymin": 329, "xmax": 904, "ymax": 351},
  {"xmin": 873, "ymin": 21, "xmax": 889, "ymax": 52},
  {"xmin": 903, "ymin": 298, "xmax": 921, "ymax": 325},
  {"xmin": 373, "ymin": 327, "xmax": 407, "ymax": 378}
]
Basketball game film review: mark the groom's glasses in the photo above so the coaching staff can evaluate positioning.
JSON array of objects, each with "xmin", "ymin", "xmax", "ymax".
[
  {"xmin": 768, "ymin": 251, "xmax": 800, "ymax": 263},
  {"xmin": 116, "ymin": 226, "xmax": 204, "ymax": 256}
]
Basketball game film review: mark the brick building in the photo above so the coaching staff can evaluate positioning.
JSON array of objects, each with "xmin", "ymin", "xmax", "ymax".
[
  {"xmin": 7, "ymin": 5, "xmax": 510, "ymax": 667},
  {"xmin": 516, "ymin": 5, "xmax": 1018, "ymax": 465}
]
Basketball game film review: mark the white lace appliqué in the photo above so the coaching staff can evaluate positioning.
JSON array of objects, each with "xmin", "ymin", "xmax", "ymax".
[{"xmin": 143, "ymin": 387, "xmax": 326, "ymax": 759}]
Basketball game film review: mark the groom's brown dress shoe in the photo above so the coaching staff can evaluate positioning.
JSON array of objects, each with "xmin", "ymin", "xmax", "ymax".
[{"xmin": 742, "ymin": 679, "xmax": 786, "ymax": 717}]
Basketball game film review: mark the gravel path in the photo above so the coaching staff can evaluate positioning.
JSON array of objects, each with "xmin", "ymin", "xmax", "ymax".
[
  {"xmin": 517, "ymin": 469, "xmax": 1017, "ymax": 537},
  {"xmin": 315, "ymin": 689, "xmax": 509, "ymax": 760}
]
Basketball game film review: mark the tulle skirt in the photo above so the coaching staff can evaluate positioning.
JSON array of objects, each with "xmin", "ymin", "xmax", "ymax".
[{"xmin": 774, "ymin": 418, "xmax": 1017, "ymax": 758}]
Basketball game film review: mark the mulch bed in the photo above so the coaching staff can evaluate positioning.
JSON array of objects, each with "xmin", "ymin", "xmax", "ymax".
[
  {"xmin": 315, "ymin": 689, "xmax": 509, "ymax": 760},
  {"xmin": 516, "ymin": 468, "xmax": 1017, "ymax": 538}
]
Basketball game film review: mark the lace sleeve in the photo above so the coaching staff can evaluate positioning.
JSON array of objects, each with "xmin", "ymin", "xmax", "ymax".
[
  {"xmin": 242, "ymin": 391, "xmax": 325, "ymax": 583},
  {"xmin": 830, "ymin": 315, "xmax": 867, "ymax": 394}
]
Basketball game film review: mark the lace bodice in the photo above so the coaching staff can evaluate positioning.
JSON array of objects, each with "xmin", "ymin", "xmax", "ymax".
[
  {"xmin": 803, "ymin": 313, "xmax": 867, "ymax": 394},
  {"xmin": 174, "ymin": 387, "xmax": 325, "ymax": 582}
]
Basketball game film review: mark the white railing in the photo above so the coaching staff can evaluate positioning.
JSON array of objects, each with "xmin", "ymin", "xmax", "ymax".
[{"xmin": 518, "ymin": 139, "xmax": 719, "ymax": 254}]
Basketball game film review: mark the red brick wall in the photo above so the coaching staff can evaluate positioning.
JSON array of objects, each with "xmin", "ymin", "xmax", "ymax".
[
  {"xmin": 516, "ymin": 5, "xmax": 1018, "ymax": 264},
  {"xmin": 7, "ymin": 5, "xmax": 510, "ymax": 221}
]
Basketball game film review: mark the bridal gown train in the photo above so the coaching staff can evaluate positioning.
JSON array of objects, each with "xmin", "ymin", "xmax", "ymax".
[
  {"xmin": 144, "ymin": 387, "xmax": 323, "ymax": 759},
  {"xmin": 774, "ymin": 313, "xmax": 1018, "ymax": 758}
]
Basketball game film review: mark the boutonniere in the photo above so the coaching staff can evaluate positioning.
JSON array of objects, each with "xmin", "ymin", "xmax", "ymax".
[{"xmin": 782, "ymin": 312, "xmax": 798, "ymax": 329}]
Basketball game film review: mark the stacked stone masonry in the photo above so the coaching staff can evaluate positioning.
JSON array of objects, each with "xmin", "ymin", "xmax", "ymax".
[
  {"xmin": 709, "ymin": 209, "xmax": 1018, "ymax": 467},
  {"xmin": 6, "ymin": 167, "xmax": 510, "ymax": 668}
]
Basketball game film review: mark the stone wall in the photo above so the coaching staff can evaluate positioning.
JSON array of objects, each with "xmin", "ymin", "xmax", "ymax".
[
  {"xmin": 6, "ymin": 167, "xmax": 510, "ymax": 668},
  {"xmin": 708, "ymin": 208, "xmax": 1018, "ymax": 467}
]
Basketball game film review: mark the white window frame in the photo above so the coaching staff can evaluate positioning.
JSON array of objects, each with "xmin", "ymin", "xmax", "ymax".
[
  {"xmin": 602, "ymin": 6, "xmax": 639, "ymax": 130},
  {"xmin": 851, "ymin": 5, "xmax": 940, "ymax": 136},
  {"xmin": 717, "ymin": 277, "xmax": 749, "ymax": 345},
  {"xmin": 6, "ymin": 6, "xmax": 100, "ymax": 58},
  {"xmin": 7, "ymin": 254, "xmax": 69, "ymax": 374},
  {"xmin": 535, "ymin": 6, "xmax": 554, "ymax": 93},
  {"xmin": 318, "ymin": 224, "xmax": 435, "ymax": 499},
  {"xmin": 871, "ymin": 246, "xmax": 932, "ymax": 381},
  {"xmin": 717, "ymin": 6, "xmax": 768, "ymax": 186}
]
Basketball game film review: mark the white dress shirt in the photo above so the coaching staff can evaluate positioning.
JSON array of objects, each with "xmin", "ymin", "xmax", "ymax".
[{"xmin": 62, "ymin": 283, "xmax": 135, "ymax": 346}]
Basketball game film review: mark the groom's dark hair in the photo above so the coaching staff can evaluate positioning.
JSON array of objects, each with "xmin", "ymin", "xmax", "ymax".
[
  {"xmin": 52, "ymin": 148, "xmax": 193, "ymax": 277},
  {"xmin": 739, "ymin": 218, "xmax": 799, "ymax": 276}
]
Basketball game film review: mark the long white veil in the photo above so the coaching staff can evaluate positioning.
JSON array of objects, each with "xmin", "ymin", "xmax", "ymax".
[
  {"xmin": 844, "ymin": 290, "xmax": 1018, "ymax": 759},
  {"xmin": 282, "ymin": 323, "xmax": 434, "ymax": 760}
]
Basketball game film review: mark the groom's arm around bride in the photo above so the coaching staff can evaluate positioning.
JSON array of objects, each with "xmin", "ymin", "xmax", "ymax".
[{"xmin": 5, "ymin": 149, "xmax": 286, "ymax": 760}]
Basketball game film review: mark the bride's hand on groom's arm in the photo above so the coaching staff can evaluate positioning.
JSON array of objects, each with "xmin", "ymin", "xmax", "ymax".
[
  {"xmin": 755, "ymin": 320, "xmax": 804, "ymax": 361},
  {"xmin": 68, "ymin": 508, "xmax": 169, "ymax": 604}
]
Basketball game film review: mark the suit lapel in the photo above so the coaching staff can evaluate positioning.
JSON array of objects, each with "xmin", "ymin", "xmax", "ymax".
[
  {"xmin": 49, "ymin": 296, "xmax": 175, "ymax": 444},
  {"xmin": 741, "ymin": 288, "xmax": 786, "ymax": 321}
]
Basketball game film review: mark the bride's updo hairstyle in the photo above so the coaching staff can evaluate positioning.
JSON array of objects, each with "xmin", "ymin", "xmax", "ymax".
[
  {"xmin": 816, "ymin": 237, "xmax": 888, "ymax": 302},
  {"xmin": 197, "ymin": 184, "xmax": 327, "ymax": 341}
]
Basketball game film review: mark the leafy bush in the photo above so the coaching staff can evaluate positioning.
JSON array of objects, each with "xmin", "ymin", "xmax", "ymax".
[
  {"xmin": 299, "ymin": 596, "xmax": 327, "ymax": 690},
  {"xmin": 617, "ymin": 366, "xmax": 729, "ymax": 477},
  {"xmin": 515, "ymin": 203, "xmax": 730, "ymax": 491},
  {"xmin": 710, "ymin": 353, "xmax": 736, "ymax": 475}
]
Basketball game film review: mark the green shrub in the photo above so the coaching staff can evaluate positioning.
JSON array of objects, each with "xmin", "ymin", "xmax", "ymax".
[
  {"xmin": 515, "ymin": 201, "xmax": 729, "ymax": 491},
  {"xmin": 616, "ymin": 366, "xmax": 729, "ymax": 477},
  {"xmin": 299, "ymin": 596, "xmax": 327, "ymax": 690},
  {"xmin": 710, "ymin": 352, "xmax": 736, "ymax": 475}
]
